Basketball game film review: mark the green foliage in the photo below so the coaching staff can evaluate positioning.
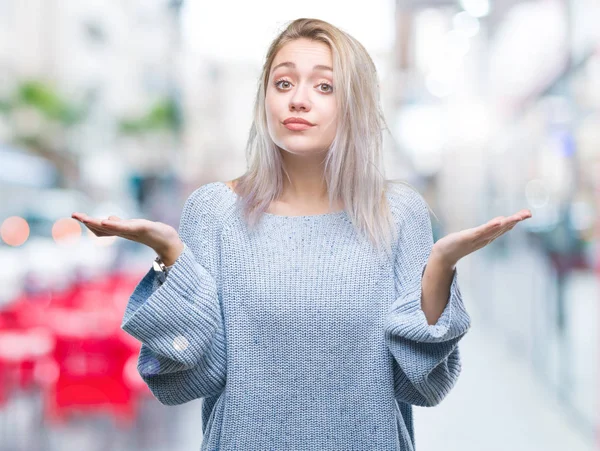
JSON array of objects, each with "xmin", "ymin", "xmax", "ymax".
[
  {"xmin": 17, "ymin": 81, "xmax": 85, "ymax": 125},
  {"xmin": 0, "ymin": 80, "xmax": 180, "ymax": 136},
  {"xmin": 0, "ymin": 80, "xmax": 86, "ymax": 125},
  {"xmin": 118, "ymin": 97, "xmax": 181, "ymax": 134}
]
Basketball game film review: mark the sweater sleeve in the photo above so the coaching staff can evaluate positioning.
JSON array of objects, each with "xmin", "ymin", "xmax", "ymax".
[
  {"xmin": 120, "ymin": 187, "xmax": 227, "ymax": 405},
  {"xmin": 383, "ymin": 185, "xmax": 471, "ymax": 407}
]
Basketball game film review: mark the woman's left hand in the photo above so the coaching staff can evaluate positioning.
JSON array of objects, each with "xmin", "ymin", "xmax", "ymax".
[{"xmin": 431, "ymin": 209, "xmax": 533, "ymax": 268}]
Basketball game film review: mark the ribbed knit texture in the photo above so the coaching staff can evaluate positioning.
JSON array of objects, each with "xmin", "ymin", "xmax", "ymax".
[{"xmin": 121, "ymin": 181, "xmax": 471, "ymax": 450}]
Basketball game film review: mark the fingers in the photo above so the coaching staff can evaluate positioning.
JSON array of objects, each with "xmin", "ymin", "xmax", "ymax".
[
  {"xmin": 508, "ymin": 209, "xmax": 532, "ymax": 222},
  {"xmin": 487, "ymin": 221, "xmax": 513, "ymax": 243},
  {"xmin": 485, "ymin": 210, "xmax": 531, "ymax": 244},
  {"xmin": 474, "ymin": 210, "xmax": 531, "ymax": 246},
  {"xmin": 84, "ymin": 224, "xmax": 112, "ymax": 237},
  {"xmin": 473, "ymin": 217, "xmax": 504, "ymax": 239},
  {"xmin": 72, "ymin": 215, "xmax": 110, "ymax": 237},
  {"xmin": 71, "ymin": 212, "xmax": 129, "ymax": 238},
  {"xmin": 75, "ymin": 219, "xmax": 114, "ymax": 237},
  {"xmin": 73, "ymin": 213, "xmax": 121, "ymax": 229},
  {"xmin": 100, "ymin": 217, "xmax": 139, "ymax": 235}
]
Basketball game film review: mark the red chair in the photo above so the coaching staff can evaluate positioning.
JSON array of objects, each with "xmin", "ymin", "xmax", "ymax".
[
  {"xmin": 1, "ymin": 268, "xmax": 150, "ymax": 428},
  {"xmin": 43, "ymin": 330, "xmax": 137, "ymax": 428}
]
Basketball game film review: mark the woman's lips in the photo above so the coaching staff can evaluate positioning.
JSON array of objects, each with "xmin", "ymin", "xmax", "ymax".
[{"xmin": 284, "ymin": 123, "xmax": 314, "ymax": 131}]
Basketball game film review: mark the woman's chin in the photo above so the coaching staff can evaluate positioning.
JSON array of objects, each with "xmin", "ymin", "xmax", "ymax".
[{"xmin": 279, "ymin": 147, "xmax": 329, "ymax": 158}]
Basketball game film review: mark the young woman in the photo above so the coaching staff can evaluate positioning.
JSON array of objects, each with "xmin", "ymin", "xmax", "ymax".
[{"xmin": 73, "ymin": 18, "xmax": 531, "ymax": 450}]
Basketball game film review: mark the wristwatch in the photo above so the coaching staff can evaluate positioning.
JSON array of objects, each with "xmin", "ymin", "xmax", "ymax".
[{"xmin": 153, "ymin": 256, "xmax": 174, "ymax": 284}]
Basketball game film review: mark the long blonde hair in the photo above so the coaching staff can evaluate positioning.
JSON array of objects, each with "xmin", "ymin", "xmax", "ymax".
[{"xmin": 232, "ymin": 18, "xmax": 416, "ymax": 256}]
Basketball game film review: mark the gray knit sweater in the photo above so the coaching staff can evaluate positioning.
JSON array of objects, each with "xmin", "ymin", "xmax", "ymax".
[{"xmin": 121, "ymin": 181, "xmax": 471, "ymax": 450}]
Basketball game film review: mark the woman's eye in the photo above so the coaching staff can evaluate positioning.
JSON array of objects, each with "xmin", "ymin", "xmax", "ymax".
[
  {"xmin": 274, "ymin": 80, "xmax": 291, "ymax": 89},
  {"xmin": 274, "ymin": 80, "xmax": 333, "ymax": 93}
]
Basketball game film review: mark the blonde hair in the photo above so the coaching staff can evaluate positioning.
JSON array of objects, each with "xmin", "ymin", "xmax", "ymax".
[{"xmin": 232, "ymin": 18, "xmax": 417, "ymax": 256}]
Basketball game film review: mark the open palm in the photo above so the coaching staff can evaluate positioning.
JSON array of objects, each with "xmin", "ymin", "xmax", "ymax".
[
  {"xmin": 432, "ymin": 209, "xmax": 533, "ymax": 267},
  {"xmin": 71, "ymin": 212, "xmax": 180, "ymax": 257}
]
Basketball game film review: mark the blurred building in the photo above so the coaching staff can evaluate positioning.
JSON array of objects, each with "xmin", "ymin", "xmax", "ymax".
[{"xmin": 390, "ymin": 0, "xmax": 600, "ymax": 440}]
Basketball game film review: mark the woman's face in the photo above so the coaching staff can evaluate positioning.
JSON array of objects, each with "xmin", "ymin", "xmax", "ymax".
[{"xmin": 265, "ymin": 38, "xmax": 337, "ymax": 157}]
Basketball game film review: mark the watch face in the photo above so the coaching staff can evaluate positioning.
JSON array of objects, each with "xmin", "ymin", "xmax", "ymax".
[{"xmin": 152, "ymin": 259, "xmax": 162, "ymax": 272}]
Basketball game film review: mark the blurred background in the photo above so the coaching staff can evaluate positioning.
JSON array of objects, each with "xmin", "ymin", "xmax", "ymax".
[{"xmin": 0, "ymin": 0, "xmax": 599, "ymax": 450}]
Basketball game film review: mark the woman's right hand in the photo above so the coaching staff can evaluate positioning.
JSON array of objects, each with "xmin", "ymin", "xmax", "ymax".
[{"xmin": 71, "ymin": 212, "xmax": 184, "ymax": 266}]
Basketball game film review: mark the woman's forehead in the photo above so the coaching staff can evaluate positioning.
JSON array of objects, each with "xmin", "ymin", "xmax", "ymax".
[{"xmin": 272, "ymin": 40, "xmax": 332, "ymax": 72}]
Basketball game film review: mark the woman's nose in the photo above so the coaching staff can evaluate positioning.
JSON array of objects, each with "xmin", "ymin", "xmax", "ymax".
[
  {"xmin": 290, "ymin": 89, "xmax": 310, "ymax": 111},
  {"xmin": 290, "ymin": 101, "xmax": 310, "ymax": 112},
  {"xmin": 291, "ymin": 104, "xmax": 307, "ymax": 112}
]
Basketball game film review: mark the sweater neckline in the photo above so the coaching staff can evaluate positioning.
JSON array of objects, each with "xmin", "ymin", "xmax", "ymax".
[{"xmin": 216, "ymin": 181, "xmax": 347, "ymax": 220}]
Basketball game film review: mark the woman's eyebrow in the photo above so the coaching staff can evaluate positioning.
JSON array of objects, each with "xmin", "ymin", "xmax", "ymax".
[{"xmin": 271, "ymin": 61, "xmax": 333, "ymax": 74}]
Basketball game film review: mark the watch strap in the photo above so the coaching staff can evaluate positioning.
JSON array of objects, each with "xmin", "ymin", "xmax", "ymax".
[{"xmin": 153, "ymin": 256, "xmax": 173, "ymax": 284}]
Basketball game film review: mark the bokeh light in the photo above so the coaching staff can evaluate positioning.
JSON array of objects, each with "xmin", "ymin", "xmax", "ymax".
[
  {"xmin": 51, "ymin": 218, "xmax": 82, "ymax": 245},
  {"xmin": 0, "ymin": 216, "xmax": 30, "ymax": 246}
]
